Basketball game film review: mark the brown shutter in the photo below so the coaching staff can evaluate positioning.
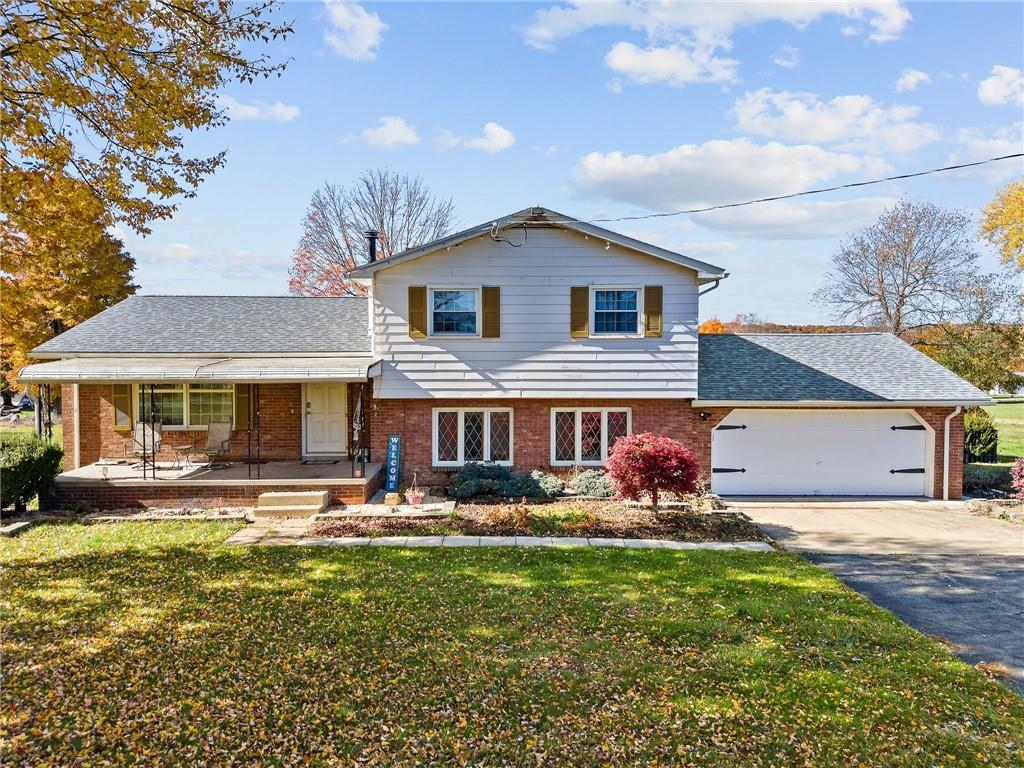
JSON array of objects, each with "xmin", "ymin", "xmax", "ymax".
[
  {"xmin": 482, "ymin": 286, "xmax": 500, "ymax": 338},
  {"xmin": 644, "ymin": 286, "xmax": 663, "ymax": 337},
  {"xmin": 570, "ymin": 287, "xmax": 589, "ymax": 338},
  {"xmin": 234, "ymin": 384, "xmax": 251, "ymax": 430},
  {"xmin": 408, "ymin": 286, "xmax": 427, "ymax": 338}
]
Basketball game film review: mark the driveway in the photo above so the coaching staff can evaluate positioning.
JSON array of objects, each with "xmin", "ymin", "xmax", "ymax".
[{"xmin": 734, "ymin": 500, "xmax": 1024, "ymax": 694}]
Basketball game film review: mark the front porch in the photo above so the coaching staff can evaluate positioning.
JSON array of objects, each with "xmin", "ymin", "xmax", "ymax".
[{"xmin": 47, "ymin": 460, "xmax": 385, "ymax": 510}]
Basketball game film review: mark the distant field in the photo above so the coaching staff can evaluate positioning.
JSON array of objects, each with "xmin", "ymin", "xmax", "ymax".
[{"xmin": 982, "ymin": 402, "xmax": 1024, "ymax": 461}]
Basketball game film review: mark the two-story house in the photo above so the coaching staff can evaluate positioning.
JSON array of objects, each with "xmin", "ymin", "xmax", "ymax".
[{"xmin": 20, "ymin": 207, "xmax": 989, "ymax": 509}]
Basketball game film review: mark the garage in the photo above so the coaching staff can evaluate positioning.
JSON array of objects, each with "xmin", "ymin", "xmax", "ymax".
[{"xmin": 711, "ymin": 410, "xmax": 932, "ymax": 496}]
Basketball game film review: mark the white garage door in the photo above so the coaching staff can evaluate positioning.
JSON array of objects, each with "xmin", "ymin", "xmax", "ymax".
[{"xmin": 711, "ymin": 410, "xmax": 930, "ymax": 496}]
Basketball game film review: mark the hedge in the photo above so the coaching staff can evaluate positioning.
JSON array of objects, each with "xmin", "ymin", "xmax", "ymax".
[
  {"xmin": 963, "ymin": 408, "xmax": 999, "ymax": 463},
  {"xmin": 1, "ymin": 435, "xmax": 63, "ymax": 512}
]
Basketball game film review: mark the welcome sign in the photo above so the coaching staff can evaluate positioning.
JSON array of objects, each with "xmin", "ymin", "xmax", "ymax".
[{"xmin": 385, "ymin": 434, "xmax": 401, "ymax": 493}]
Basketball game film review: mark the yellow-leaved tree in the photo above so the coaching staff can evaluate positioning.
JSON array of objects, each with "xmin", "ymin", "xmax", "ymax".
[
  {"xmin": 698, "ymin": 318, "xmax": 727, "ymax": 334},
  {"xmin": 980, "ymin": 178, "xmax": 1024, "ymax": 272}
]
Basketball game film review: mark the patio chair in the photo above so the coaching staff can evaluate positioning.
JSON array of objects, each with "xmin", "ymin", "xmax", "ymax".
[
  {"xmin": 124, "ymin": 421, "xmax": 163, "ymax": 471},
  {"xmin": 203, "ymin": 418, "xmax": 233, "ymax": 469}
]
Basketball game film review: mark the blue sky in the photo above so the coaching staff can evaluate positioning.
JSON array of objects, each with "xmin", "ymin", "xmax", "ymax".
[{"xmin": 121, "ymin": 0, "xmax": 1024, "ymax": 323}]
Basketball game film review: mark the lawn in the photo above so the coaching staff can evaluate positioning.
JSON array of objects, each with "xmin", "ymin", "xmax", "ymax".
[{"xmin": 2, "ymin": 523, "xmax": 1022, "ymax": 766}]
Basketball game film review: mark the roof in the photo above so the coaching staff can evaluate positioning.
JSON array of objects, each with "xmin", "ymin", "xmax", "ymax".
[
  {"xmin": 347, "ymin": 206, "xmax": 729, "ymax": 282},
  {"xmin": 698, "ymin": 333, "xmax": 991, "ymax": 404},
  {"xmin": 19, "ymin": 357, "xmax": 380, "ymax": 383},
  {"xmin": 32, "ymin": 296, "xmax": 371, "ymax": 357}
]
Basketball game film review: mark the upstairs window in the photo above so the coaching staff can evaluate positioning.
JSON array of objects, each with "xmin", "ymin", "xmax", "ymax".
[
  {"xmin": 592, "ymin": 288, "xmax": 640, "ymax": 336},
  {"xmin": 430, "ymin": 288, "xmax": 479, "ymax": 335}
]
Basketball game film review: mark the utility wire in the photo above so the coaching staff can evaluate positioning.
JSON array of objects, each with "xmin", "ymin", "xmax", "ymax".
[{"xmin": 518, "ymin": 153, "xmax": 1024, "ymax": 226}]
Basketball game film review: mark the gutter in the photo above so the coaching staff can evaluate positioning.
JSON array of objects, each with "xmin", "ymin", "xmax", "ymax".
[{"xmin": 943, "ymin": 406, "xmax": 962, "ymax": 501}]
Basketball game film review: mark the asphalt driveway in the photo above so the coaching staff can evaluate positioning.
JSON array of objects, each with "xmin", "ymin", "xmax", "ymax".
[{"xmin": 736, "ymin": 501, "xmax": 1024, "ymax": 693}]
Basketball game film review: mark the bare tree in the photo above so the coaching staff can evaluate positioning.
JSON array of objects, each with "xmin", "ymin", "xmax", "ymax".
[
  {"xmin": 289, "ymin": 170, "xmax": 456, "ymax": 296},
  {"xmin": 814, "ymin": 201, "xmax": 981, "ymax": 334}
]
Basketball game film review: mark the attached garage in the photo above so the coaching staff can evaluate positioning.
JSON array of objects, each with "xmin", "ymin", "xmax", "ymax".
[{"xmin": 711, "ymin": 410, "xmax": 932, "ymax": 496}]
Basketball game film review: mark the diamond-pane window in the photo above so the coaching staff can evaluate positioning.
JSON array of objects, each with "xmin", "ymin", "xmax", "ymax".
[
  {"xmin": 606, "ymin": 411, "xmax": 628, "ymax": 454},
  {"xmin": 489, "ymin": 411, "xmax": 511, "ymax": 462},
  {"xmin": 436, "ymin": 411, "xmax": 459, "ymax": 462},
  {"xmin": 554, "ymin": 411, "xmax": 576, "ymax": 462},
  {"xmin": 463, "ymin": 411, "xmax": 484, "ymax": 462},
  {"xmin": 580, "ymin": 411, "xmax": 602, "ymax": 462}
]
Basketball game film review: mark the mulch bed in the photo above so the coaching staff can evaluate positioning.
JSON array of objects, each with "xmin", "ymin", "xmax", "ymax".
[{"xmin": 308, "ymin": 501, "xmax": 768, "ymax": 542}]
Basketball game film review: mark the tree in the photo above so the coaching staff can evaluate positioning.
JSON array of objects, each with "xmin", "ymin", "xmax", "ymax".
[
  {"xmin": 289, "ymin": 170, "xmax": 456, "ymax": 296},
  {"xmin": 699, "ymin": 318, "xmax": 726, "ymax": 334},
  {"xmin": 815, "ymin": 201, "xmax": 981, "ymax": 335},
  {"xmin": 2, "ymin": 173, "xmax": 137, "ymax": 389},
  {"xmin": 980, "ymin": 178, "xmax": 1024, "ymax": 272},
  {"xmin": 605, "ymin": 432, "xmax": 700, "ymax": 509},
  {"xmin": 1, "ymin": 1, "xmax": 291, "ymax": 236}
]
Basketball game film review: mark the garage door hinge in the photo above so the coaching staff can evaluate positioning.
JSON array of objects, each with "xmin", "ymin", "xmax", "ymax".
[
  {"xmin": 715, "ymin": 424, "xmax": 747, "ymax": 431},
  {"xmin": 712, "ymin": 467, "xmax": 746, "ymax": 473},
  {"xmin": 891, "ymin": 425, "xmax": 926, "ymax": 431},
  {"xmin": 890, "ymin": 467, "xmax": 926, "ymax": 474}
]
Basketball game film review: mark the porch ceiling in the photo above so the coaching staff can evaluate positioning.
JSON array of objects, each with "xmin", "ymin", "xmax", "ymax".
[{"xmin": 19, "ymin": 356, "xmax": 381, "ymax": 384}]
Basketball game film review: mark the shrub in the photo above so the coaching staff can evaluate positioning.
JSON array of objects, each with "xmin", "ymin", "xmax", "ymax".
[
  {"xmin": 0, "ymin": 435, "xmax": 63, "ymax": 513},
  {"xmin": 571, "ymin": 469, "xmax": 615, "ymax": 497},
  {"xmin": 1011, "ymin": 458, "xmax": 1024, "ymax": 500},
  {"xmin": 606, "ymin": 432, "xmax": 699, "ymax": 508},
  {"xmin": 500, "ymin": 470, "xmax": 564, "ymax": 499},
  {"xmin": 963, "ymin": 408, "xmax": 999, "ymax": 462},
  {"xmin": 446, "ymin": 464, "xmax": 564, "ymax": 500}
]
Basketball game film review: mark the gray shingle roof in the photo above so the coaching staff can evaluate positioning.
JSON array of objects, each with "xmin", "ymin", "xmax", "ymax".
[
  {"xmin": 33, "ymin": 296, "xmax": 371, "ymax": 356},
  {"xmin": 698, "ymin": 333, "xmax": 990, "ymax": 403}
]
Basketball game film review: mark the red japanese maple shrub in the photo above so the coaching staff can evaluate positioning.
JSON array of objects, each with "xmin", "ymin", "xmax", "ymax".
[
  {"xmin": 605, "ymin": 432, "xmax": 700, "ymax": 508},
  {"xmin": 1011, "ymin": 458, "xmax": 1024, "ymax": 500}
]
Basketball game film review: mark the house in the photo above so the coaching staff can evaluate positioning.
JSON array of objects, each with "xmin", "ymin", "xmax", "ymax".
[{"xmin": 19, "ymin": 206, "xmax": 990, "ymax": 508}]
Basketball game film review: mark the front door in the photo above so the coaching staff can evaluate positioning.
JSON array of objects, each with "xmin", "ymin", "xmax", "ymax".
[{"xmin": 304, "ymin": 383, "xmax": 346, "ymax": 455}]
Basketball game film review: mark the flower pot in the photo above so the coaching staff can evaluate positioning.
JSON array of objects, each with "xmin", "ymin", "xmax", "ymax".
[{"xmin": 405, "ymin": 491, "xmax": 425, "ymax": 506}]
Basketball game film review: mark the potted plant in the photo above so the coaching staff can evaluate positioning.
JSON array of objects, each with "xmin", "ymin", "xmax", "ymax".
[{"xmin": 404, "ymin": 473, "xmax": 425, "ymax": 506}]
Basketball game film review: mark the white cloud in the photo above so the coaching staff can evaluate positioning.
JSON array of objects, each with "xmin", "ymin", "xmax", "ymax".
[
  {"xmin": 606, "ymin": 78, "xmax": 624, "ymax": 94},
  {"xmin": 323, "ymin": 0, "xmax": 386, "ymax": 61},
  {"xmin": 771, "ymin": 45, "xmax": 799, "ymax": 69},
  {"xmin": 572, "ymin": 137, "xmax": 890, "ymax": 212},
  {"xmin": 691, "ymin": 197, "xmax": 898, "ymax": 239},
  {"xmin": 135, "ymin": 242, "xmax": 289, "ymax": 280},
  {"xmin": 732, "ymin": 88, "xmax": 939, "ymax": 153},
  {"xmin": 894, "ymin": 68, "xmax": 929, "ymax": 92},
  {"xmin": 978, "ymin": 65, "xmax": 1024, "ymax": 106},
  {"xmin": 442, "ymin": 122, "xmax": 516, "ymax": 153},
  {"xmin": 217, "ymin": 95, "xmax": 299, "ymax": 122},
  {"xmin": 605, "ymin": 40, "xmax": 738, "ymax": 85},
  {"xmin": 362, "ymin": 116, "xmax": 419, "ymax": 148},
  {"xmin": 948, "ymin": 123, "xmax": 1024, "ymax": 181},
  {"xmin": 679, "ymin": 241, "xmax": 737, "ymax": 260}
]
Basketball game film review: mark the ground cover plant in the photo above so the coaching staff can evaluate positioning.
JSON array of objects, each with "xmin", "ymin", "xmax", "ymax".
[{"xmin": 3, "ymin": 522, "xmax": 1023, "ymax": 766}]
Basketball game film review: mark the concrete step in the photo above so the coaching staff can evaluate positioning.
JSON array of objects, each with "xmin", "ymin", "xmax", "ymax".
[
  {"xmin": 257, "ymin": 490, "xmax": 328, "ymax": 509},
  {"xmin": 252, "ymin": 505, "xmax": 323, "ymax": 519}
]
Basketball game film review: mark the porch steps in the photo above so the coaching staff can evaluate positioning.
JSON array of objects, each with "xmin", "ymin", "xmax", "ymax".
[{"xmin": 253, "ymin": 490, "xmax": 329, "ymax": 519}]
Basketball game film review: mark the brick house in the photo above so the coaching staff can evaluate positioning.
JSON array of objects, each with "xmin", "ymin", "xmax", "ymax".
[{"xmin": 20, "ymin": 207, "xmax": 988, "ymax": 509}]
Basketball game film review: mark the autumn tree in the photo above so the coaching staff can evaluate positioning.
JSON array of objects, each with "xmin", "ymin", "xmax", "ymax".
[
  {"xmin": 980, "ymin": 178, "xmax": 1024, "ymax": 272},
  {"xmin": 290, "ymin": 170, "xmax": 456, "ymax": 296},
  {"xmin": 815, "ymin": 201, "xmax": 983, "ymax": 335},
  {"xmin": 1, "ymin": 0, "xmax": 292, "ymax": 236},
  {"xmin": 2, "ymin": 174, "xmax": 137, "ymax": 389},
  {"xmin": 699, "ymin": 318, "xmax": 726, "ymax": 334}
]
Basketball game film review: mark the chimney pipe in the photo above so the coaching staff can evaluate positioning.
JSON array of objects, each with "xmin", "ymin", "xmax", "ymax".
[{"xmin": 365, "ymin": 230, "xmax": 379, "ymax": 262}]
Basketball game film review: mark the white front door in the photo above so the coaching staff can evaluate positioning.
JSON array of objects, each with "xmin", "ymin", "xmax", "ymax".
[{"xmin": 304, "ymin": 383, "xmax": 347, "ymax": 455}]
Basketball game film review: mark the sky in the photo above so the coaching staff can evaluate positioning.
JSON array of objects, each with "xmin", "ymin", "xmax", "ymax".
[{"xmin": 120, "ymin": 0, "xmax": 1024, "ymax": 323}]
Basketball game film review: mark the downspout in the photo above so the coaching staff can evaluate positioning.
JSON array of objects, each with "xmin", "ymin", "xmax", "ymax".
[
  {"xmin": 943, "ymin": 406, "xmax": 961, "ymax": 501},
  {"xmin": 698, "ymin": 278, "xmax": 723, "ymax": 296},
  {"xmin": 72, "ymin": 383, "xmax": 81, "ymax": 470}
]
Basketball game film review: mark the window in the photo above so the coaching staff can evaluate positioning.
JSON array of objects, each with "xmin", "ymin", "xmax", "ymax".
[
  {"xmin": 133, "ymin": 383, "xmax": 236, "ymax": 430},
  {"xmin": 111, "ymin": 384, "xmax": 133, "ymax": 430},
  {"xmin": 592, "ymin": 288, "xmax": 640, "ymax": 336},
  {"xmin": 550, "ymin": 408, "xmax": 631, "ymax": 466},
  {"xmin": 433, "ymin": 408, "xmax": 513, "ymax": 466},
  {"xmin": 430, "ymin": 288, "xmax": 479, "ymax": 335}
]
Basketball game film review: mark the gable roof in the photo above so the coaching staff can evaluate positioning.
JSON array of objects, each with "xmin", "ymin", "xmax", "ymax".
[
  {"xmin": 347, "ymin": 206, "xmax": 729, "ymax": 282},
  {"xmin": 32, "ymin": 296, "xmax": 371, "ymax": 357},
  {"xmin": 698, "ymin": 333, "xmax": 990, "ymax": 404}
]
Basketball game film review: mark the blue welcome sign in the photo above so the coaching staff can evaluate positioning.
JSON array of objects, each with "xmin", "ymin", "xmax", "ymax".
[{"xmin": 385, "ymin": 434, "xmax": 401, "ymax": 492}]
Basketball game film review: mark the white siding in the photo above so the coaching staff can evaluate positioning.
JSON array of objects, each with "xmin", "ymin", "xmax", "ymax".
[{"xmin": 372, "ymin": 228, "xmax": 700, "ymax": 399}]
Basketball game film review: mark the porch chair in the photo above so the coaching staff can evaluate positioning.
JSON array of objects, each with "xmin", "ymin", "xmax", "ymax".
[
  {"xmin": 203, "ymin": 418, "xmax": 233, "ymax": 469},
  {"xmin": 124, "ymin": 421, "xmax": 163, "ymax": 471}
]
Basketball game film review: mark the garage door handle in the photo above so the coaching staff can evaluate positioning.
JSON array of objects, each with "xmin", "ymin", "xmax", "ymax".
[
  {"xmin": 891, "ymin": 425, "xmax": 926, "ymax": 431},
  {"xmin": 715, "ymin": 424, "xmax": 747, "ymax": 430},
  {"xmin": 890, "ymin": 467, "xmax": 926, "ymax": 474},
  {"xmin": 712, "ymin": 467, "xmax": 746, "ymax": 473}
]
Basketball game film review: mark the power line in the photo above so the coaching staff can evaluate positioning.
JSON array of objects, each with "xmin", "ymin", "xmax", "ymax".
[{"xmin": 529, "ymin": 153, "xmax": 1024, "ymax": 225}]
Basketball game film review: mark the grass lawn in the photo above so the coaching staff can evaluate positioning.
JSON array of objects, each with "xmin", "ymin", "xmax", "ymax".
[
  {"xmin": 966, "ymin": 403, "xmax": 1024, "ymax": 493},
  {"xmin": 0, "ymin": 422, "xmax": 62, "ymax": 445},
  {"xmin": 3, "ymin": 523, "xmax": 1022, "ymax": 766}
]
